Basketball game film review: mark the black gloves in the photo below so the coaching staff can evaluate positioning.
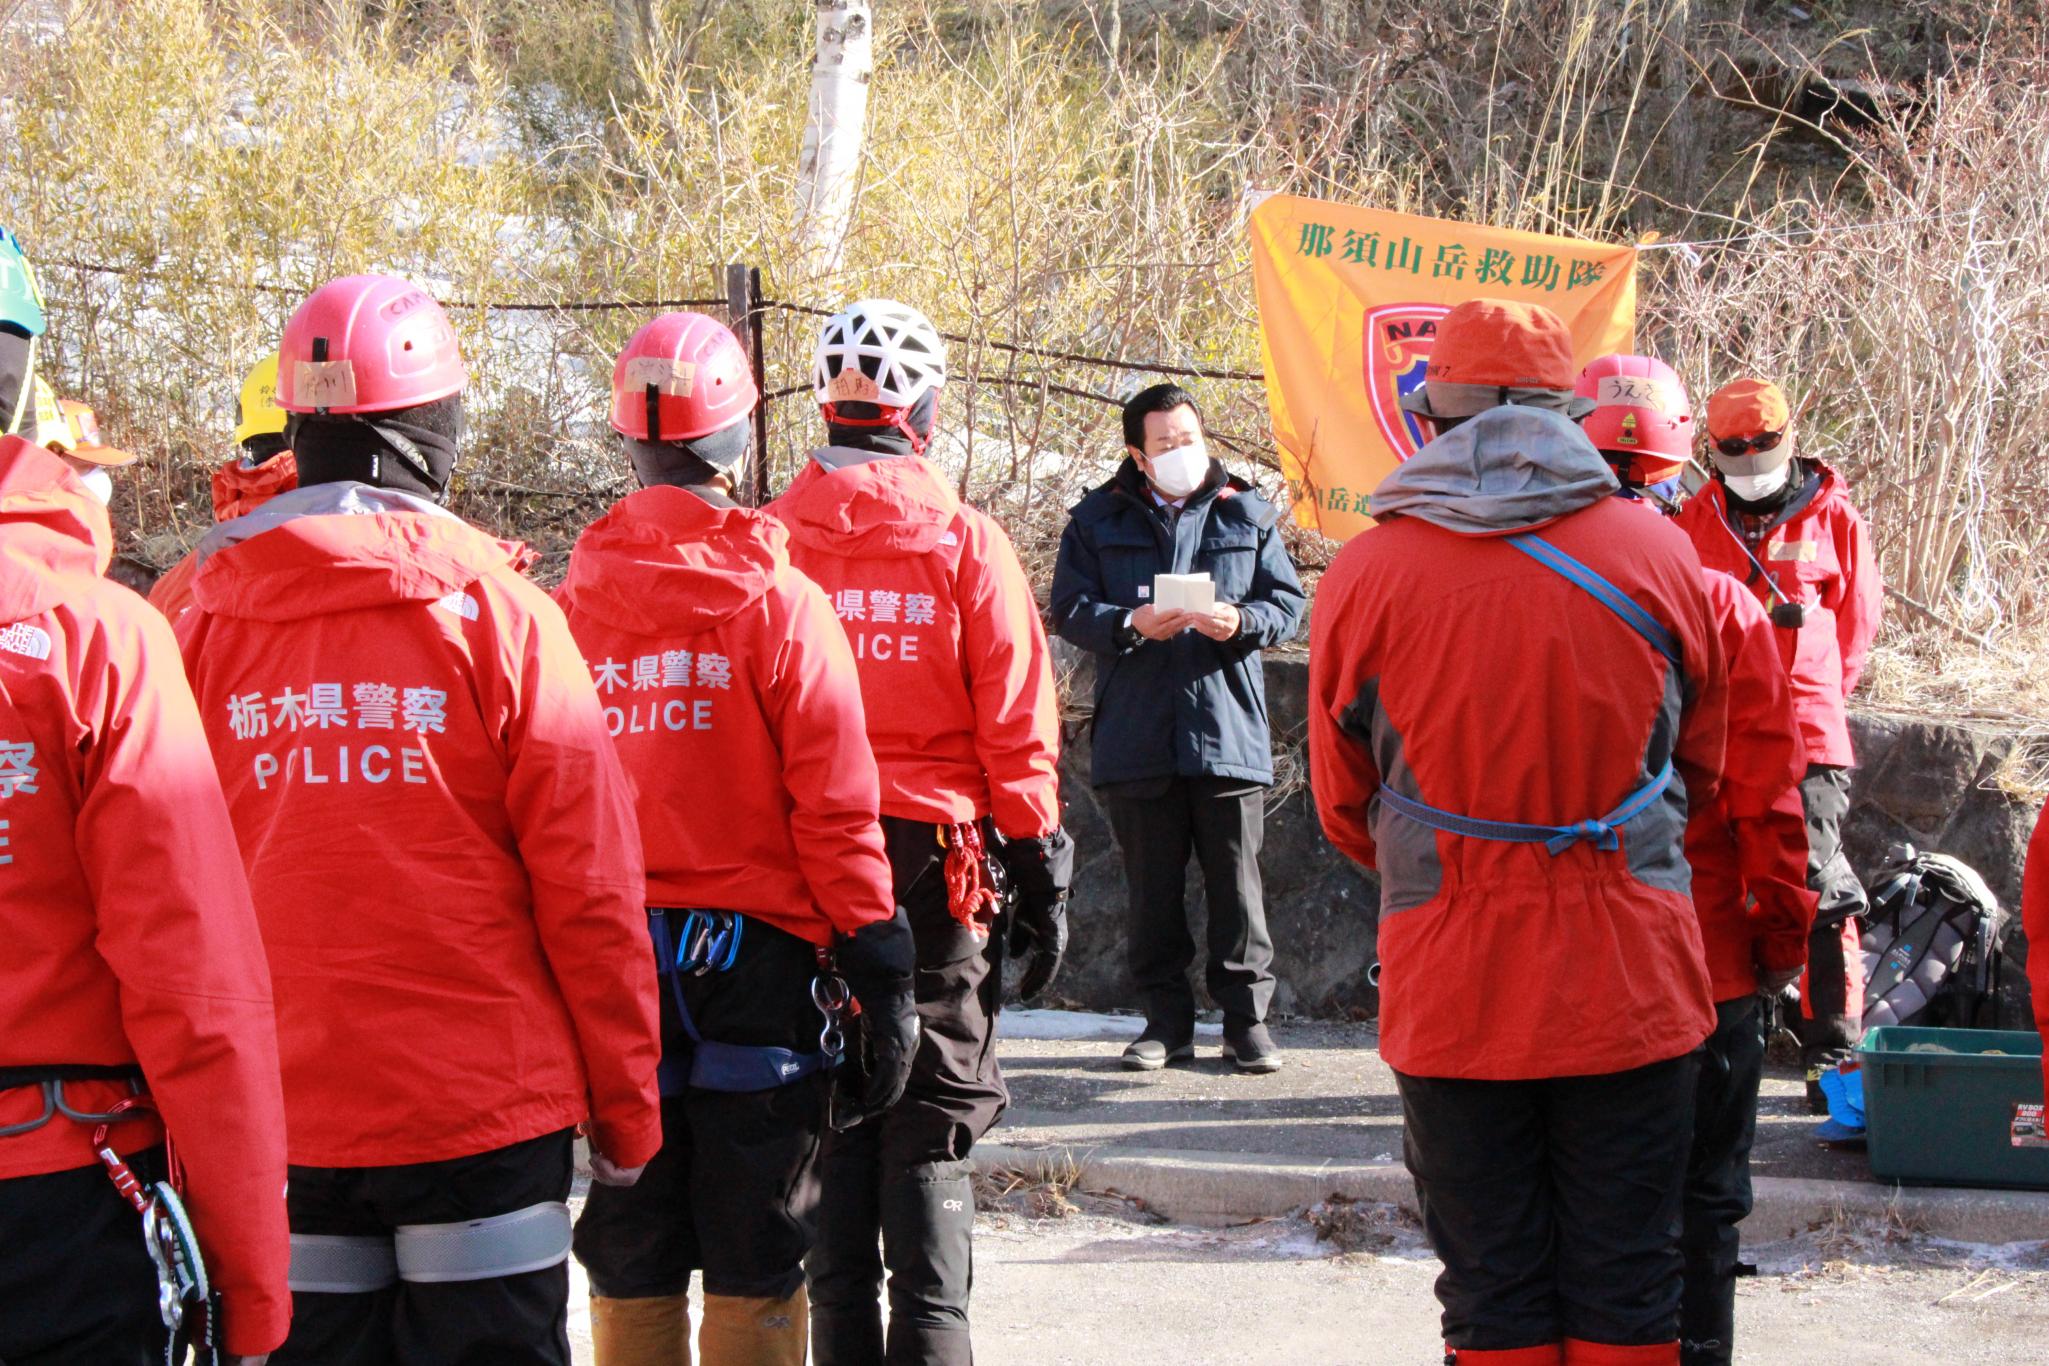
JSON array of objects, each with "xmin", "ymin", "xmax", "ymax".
[
  {"xmin": 999, "ymin": 827, "xmax": 1073, "ymax": 1002},
  {"xmin": 831, "ymin": 907, "xmax": 920, "ymax": 1131}
]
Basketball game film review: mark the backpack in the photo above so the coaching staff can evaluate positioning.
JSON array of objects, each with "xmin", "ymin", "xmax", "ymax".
[{"xmin": 1859, "ymin": 844, "xmax": 2009, "ymax": 1030}]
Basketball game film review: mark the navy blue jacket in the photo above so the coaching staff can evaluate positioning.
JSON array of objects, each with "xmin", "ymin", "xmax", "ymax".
[{"xmin": 1051, "ymin": 458, "xmax": 1306, "ymax": 787}]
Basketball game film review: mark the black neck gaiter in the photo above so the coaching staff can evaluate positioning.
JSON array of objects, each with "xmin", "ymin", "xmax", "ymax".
[{"xmin": 290, "ymin": 396, "xmax": 464, "ymax": 499}]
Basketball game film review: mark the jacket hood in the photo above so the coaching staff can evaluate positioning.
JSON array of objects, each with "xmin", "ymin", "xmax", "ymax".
[
  {"xmin": 190, "ymin": 482, "xmax": 527, "ymax": 622},
  {"xmin": 1369, "ymin": 405, "xmax": 1618, "ymax": 536},
  {"xmin": 561, "ymin": 485, "xmax": 787, "ymax": 635},
  {"xmin": 777, "ymin": 449, "xmax": 962, "ymax": 559},
  {"xmin": 0, "ymin": 436, "xmax": 113, "ymax": 619},
  {"xmin": 212, "ymin": 450, "xmax": 299, "ymax": 521}
]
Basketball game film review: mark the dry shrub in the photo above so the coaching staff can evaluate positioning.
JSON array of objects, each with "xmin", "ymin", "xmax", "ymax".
[{"xmin": 2, "ymin": 0, "xmax": 2046, "ymax": 712}]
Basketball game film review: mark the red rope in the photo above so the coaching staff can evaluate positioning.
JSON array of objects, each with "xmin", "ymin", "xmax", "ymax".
[{"xmin": 943, "ymin": 823, "xmax": 1001, "ymax": 937}]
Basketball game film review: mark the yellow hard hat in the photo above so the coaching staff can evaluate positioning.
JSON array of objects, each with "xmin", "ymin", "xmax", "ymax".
[
  {"xmin": 29, "ymin": 376, "xmax": 69, "ymax": 451},
  {"xmin": 234, "ymin": 352, "xmax": 289, "ymax": 446}
]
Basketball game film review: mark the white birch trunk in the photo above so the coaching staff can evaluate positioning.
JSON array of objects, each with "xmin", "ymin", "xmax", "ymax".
[{"xmin": 794, "ymin": 1, "xmax": 874, "ymax": 283}]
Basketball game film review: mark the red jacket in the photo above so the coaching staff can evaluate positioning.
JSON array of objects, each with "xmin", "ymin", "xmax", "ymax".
[
  {"xmin": 0, "ymin": 438, "xmax": 291, "ymax": 1354},
  {"xmin": 769, "ymin": 451, "xmax": 1060, "ymax": 839},
  {"xmin": 1675, "ymin": 462, "xmax": 1881, "ymax": 768},
  {"xmin": 557, "ymin": 487, "xmax": 894, "ymax": 945},
  {"xmin": 150, "ymin": 452, "xmax": 300, "ymax": 623},
  {"xmin": 1310, "ymin": 411, "xmax": 1727, "ymax": 1080},
  {"xmin": 178, "ymin": 483, "xmax": 661, "ymax": 1169},
  {"xmin": 2024, "ymin": 805, "xmax": 2048, "ymax": 1100},
  {"xmin": 1686, "ymin": 568, "xmax": 1817, "ymax": 1001}
]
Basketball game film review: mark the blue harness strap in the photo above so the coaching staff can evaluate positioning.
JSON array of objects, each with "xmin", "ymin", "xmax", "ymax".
[
  {"xmin": 1374, "ymin": 532, "xmax": 1683, "ymax": 858},
  {"xmin": 1377, "ymin": 762, "xmax": 1675, "ymax": 856},
  {"xmin": 648, "ymin": 909, "xmax": 837, "ymax": 1095},
  {"xmin": 1504, "ymin": 532, "xmax": 1684, "ymax": 668}
]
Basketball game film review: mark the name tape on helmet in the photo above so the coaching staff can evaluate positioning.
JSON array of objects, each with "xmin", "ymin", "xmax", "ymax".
[
  {"xmin": 623, "ymin": 356, "xmax": 697, "ymax": 397},
  {"xmin": 294, "ymin": 359, "xmax": 359, "ymax": 410},
  {"xmin": 826, "ymin": 369, "xmax": 880, "ymax": 404},
  {"xmin": 1594, "ymin": 375, "xmax": 1678, "ymax": 412}
]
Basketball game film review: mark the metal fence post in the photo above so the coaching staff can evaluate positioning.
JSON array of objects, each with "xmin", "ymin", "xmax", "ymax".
[{"xmin": 725, "ymin": 263, "xmax": 770, "ymax": 506}]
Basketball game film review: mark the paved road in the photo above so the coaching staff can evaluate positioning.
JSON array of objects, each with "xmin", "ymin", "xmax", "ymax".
[
  {"xmin": 567, "ymin": 1189, "xmax": 2049, "ymax": 1364},
  {"xmin": 993, "ymin": 1016, "xmax": 1867, "ymax": 1185}
]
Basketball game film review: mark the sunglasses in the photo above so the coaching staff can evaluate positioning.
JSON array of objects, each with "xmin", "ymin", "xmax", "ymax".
[{"xmin": 1714, "ymin": 429, "xmax": 1785, "ymax": 459}]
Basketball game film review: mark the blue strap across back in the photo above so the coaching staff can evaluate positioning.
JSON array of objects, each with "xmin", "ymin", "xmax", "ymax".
[
  {"xmin": 1374, "ymin": 532, "xmax": 1682, "ymax": 858},
  {"xmin": 648, "ymin": 909, "xmax": 835, "ymax": 1095},
  {"xmin": 1503, "ymin": 532, "xmax": 1684, "ymax": 668}
]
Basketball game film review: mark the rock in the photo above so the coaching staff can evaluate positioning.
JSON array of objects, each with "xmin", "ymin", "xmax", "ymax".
[{"xmin": 1044, "ymin": 653, "xmax": 2045, "ymax": 1025}]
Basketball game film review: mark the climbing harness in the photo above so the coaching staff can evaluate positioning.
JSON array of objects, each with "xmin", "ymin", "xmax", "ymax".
[
  {"xmin": 285, "ymin": 1201, "xmax": 574, "ymax": 1296},
  {"xmin": 0, "ymin": 1067, "xmax": 220, "ymax": 1365},
  {"xmin": 1374, "ymin": 531, "xmax": 1683, "ymax": 857},
  {"xmin": 88, "ymin": 1096, "xmax": 220, "ymax": 1365},
  {"xmin": 647, "ymin": 908, "xmax": 846, "ymax": 1095}
]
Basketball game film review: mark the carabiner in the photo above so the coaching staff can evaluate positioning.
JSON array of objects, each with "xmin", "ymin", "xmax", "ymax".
[{"xmin": 812, "ymin": 974, "xmax": 852, "ymax": 1065}]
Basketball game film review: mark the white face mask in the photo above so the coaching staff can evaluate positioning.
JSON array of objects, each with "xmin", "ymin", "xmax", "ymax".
[
  {"xmin": 1723, "ymin": 464, "xmax": 1791, "ymax": 503},
  {"xmin": 1146, "ymin": 441, "xmax": 1209, "ymax": 499},
  {"xmin": 75, "ymin": 467, "xmax": 114, "ymax": 506}
]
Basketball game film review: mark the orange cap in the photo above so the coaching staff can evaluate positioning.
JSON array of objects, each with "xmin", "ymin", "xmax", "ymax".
[
  {"xmin": 1705, "ymin": 378, "xmax": 1789, "ymax": 441},
  {"xmin": 55, "ymin": 399, "xmax": 137, "ymax": 467},
  {"xmin": 1425, "ymin": 299, "xmax": 1578, "ymax": 391}
]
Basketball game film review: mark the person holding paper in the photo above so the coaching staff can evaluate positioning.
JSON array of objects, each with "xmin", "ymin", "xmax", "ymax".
[{"xmin": 1051, "ymin": 383, "xmax": 1306, "ymax": 1073}]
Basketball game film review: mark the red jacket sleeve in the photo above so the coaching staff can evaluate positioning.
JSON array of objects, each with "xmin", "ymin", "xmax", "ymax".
[
  {"xmin": 80, "ymin": 606, "xmax": 293, "ymax": 1355},
  {"xmin": 491, "ymin": 580, "xmax": 663, "ymax": 1168},
  {"xmin": 1830, "ymin": 502, "xmax": 1882, "ymax": 697},
  {"xmin": 1307, "ymin": 553, "xmax": 1382, "ymax": 870},
  {"xmin": 1670, "ymin": 550, "xmax": 1730, "ymax": 818},
  {"xmin": 959, "ymin": 517, "xmax": 1062, "ymax": 840},
  {"xmin": 1740, "ymin": 784, "xmax": 1818, "ymax": 974},
  {"xmin": 1712, "ymin": 580, "xmax": 1816, "ymax": 975},
  {"xmin": 2024, "ymin": 807, "xmax": 2049, "ymax": 1101},
  {"xmin": 773, "ymin": 579, "xmax": 895, "ymax": 938}
]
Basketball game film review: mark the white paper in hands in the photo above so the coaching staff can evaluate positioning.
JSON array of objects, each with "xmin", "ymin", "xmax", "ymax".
[{"xmin": 1154, "ymin": 573, "xmax": 1215, "ymax": 613}]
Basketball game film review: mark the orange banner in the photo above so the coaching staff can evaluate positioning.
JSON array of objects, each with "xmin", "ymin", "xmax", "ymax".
[{"xmin": 1249, "ymin": 194, "xmax": 1638, "ymax": 541}]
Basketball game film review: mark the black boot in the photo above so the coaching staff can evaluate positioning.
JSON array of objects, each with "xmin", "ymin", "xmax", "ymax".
[{"xmin": 879, "ymin": 1159, "xmax": 975, "ymax": 1366}]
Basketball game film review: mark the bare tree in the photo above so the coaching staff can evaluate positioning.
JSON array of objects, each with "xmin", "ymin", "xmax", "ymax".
[{"xmin": 794, "ymin": 0, "xmax": 874, "ymax": 284}]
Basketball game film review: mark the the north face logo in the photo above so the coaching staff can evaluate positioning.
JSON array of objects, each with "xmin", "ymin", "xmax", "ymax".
[
  {"xmin": 0, "ymin": 623, "xmax": 52, "ymax": 661},
  {"xmin": 435, "ymin": 592, "xmax": 480, "ymax": 621}
]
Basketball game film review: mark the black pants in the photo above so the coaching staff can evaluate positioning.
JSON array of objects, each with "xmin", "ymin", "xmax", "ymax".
[
  {"xmin": 0, "ymin": 1149, "xmax": 170, "ymax": 1365},
  {"xmin": 574, "ymin": 913, "xmax": 830, "ymax": 1302},
  {"xmin": 1797, "ymin": 764, "xmax": 1868, "ymax": 1068},
  {"xmin": 1395, "ymin": 1052, "xmax": 1700, "ymax": 1351},
  {"xmin": 1101, "ymin": 775, "xmax": 1276, "ymax": 1030},
  {"xmin": 809, "ymin": 817, "xmax": 1006, "ymax": 1366},
  {"xmin": 276, "ymin": 1128, "xmax": 575, "ymax": 1366},
  {"xmin": 1680, "ymin": 998, "xmax": 1767, "ymax": 1366}
]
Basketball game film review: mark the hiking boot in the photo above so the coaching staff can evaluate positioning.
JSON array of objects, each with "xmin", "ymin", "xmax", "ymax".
[
  {"xmin": 1121, "ymin": 1023, "xmax": 1195, "ymax": 1071},
  {"xmin": 1223, "ymin": 1021, "xmax": 1283, "ymax": 1074}
]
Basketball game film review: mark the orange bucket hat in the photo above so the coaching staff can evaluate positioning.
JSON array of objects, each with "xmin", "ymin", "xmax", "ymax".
[{"xmin": 1398, "ymin": 299, "xmax": 1596, "ymax": 421}]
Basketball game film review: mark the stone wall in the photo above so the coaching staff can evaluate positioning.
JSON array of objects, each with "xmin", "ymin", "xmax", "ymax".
[{"xmin": 1047, "ymin": 645, "xmax": 2046, "ymax": 1023}]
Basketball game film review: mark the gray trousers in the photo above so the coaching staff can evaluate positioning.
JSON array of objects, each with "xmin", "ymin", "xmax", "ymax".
[{"xmin": 1102, "ymin": 775, "xmax": 1276, "ymax": 1030}]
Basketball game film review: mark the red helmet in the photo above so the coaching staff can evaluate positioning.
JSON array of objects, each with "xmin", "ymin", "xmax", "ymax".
[
  {"xmin": 1575, "ymin": 353, "xmax": 1693, "ymax": 481},
  {"xmin": 277, "ymin": 274, "xmax": 466, "ymax": 415},
  {"xmin": 610, "ymin": 312, "xmax": 758, "ymax": 443}
]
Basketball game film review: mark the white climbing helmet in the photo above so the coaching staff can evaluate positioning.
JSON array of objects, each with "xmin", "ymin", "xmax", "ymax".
[{"xmin": 811, "ymin": 299, "xmax": 948, "ymax": 412}]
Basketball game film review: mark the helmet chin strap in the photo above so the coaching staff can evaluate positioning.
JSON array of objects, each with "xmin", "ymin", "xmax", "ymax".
[{"xmin": 820, "ymin": 400, "xmax": 931, "ymax": 456}]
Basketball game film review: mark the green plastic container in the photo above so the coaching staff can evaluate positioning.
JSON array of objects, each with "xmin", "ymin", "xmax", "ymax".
[{"xmin": 1858, "ymin": 1025, "xmax": 2049, "ymax": 1190}]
